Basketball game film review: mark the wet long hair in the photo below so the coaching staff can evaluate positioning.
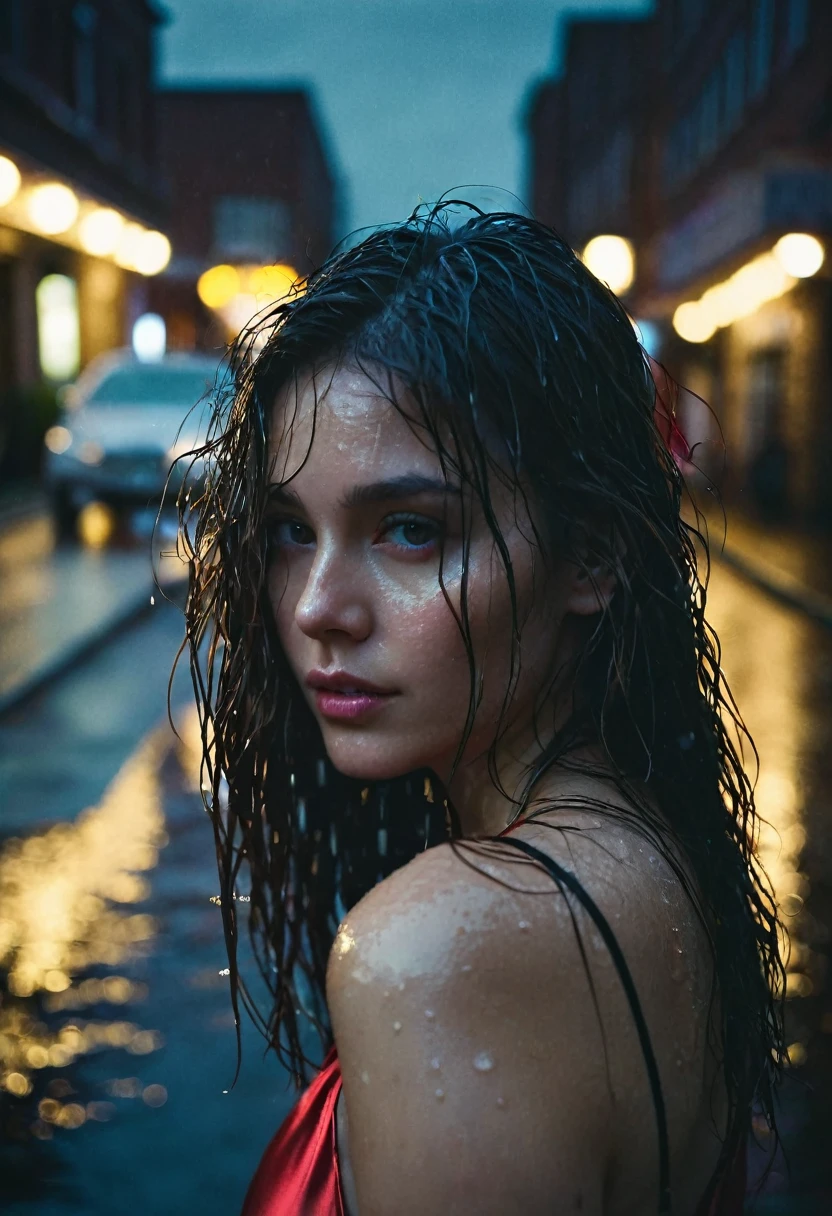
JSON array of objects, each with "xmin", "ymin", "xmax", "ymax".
[{"xmin": 179, "ymin": 203, "xmax": 784, "ymax": 1186}]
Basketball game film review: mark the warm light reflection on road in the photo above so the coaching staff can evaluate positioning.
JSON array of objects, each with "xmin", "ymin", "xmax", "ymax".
[
  {"xmin": 705, "ymin": 558, "xmax": 814, "ymax": 1002},
  {"xmin": 0, "ymin": 728, "xmax": 170, "ymax": 1115}
]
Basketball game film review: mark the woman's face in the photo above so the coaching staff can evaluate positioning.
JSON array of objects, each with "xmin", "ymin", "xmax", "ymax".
[{"xmin": 267, "ymin": 362, "xmax": 576, "ymax": 792}]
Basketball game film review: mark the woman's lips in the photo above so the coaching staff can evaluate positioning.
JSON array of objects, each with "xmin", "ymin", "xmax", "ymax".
[{"xmin": 313, "ymin": 689, "xmax": 396, "ymax": 721}]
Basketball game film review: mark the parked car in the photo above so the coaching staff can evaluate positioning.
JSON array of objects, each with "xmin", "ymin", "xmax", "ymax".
[{"xmin": 43, "ymin": 350, "xmax": 223, "ymax": 537}]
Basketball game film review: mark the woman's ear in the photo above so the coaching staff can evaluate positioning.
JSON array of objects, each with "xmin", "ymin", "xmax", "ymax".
[{"xmin": 564, "ymin": 557, "xmax": 617, "ymax": 616}]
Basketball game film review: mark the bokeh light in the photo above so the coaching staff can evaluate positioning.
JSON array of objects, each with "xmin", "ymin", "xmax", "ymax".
[
  {"xmin": 581, "ymin": 234, "xmax": 635, "ymax": 294},
  {"xmin": 27, "ymin": 183, "xmax": 80, "ymax": 235}
]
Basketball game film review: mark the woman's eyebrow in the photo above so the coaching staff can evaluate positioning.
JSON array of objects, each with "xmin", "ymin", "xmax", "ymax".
[{"xmin": 268, "ymin": 474, "xmax": 458, "ymax": 510}]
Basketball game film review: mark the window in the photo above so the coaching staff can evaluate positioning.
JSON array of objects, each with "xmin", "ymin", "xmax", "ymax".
[
  {"xmin": 213, "ymin": 196, "xmax": 291, "ymax": 262},
  {"xmin": 36, "ymin": 275, "xmax": 80, "ymax": 383},
  {"xmin": 0, "ymin": 0, "xmax": 24, "ymax": 58},
  {"xmin": 698, "ymin": 71, "xmax": 722, "ymax": 159},
  {"xmin": 72, "ymin": 2, "xmax": 97, "ymax": 123},
  {"xmin": 748, "ymin": 0, "xmax": 775, "ymax": 99},
  {"xmin": 722, "ymin": 31, "xmax": 746, "ymax": 134},
  {"xmin": 785, "ymin": 0, "xmax": 810, "ymax": 60}
]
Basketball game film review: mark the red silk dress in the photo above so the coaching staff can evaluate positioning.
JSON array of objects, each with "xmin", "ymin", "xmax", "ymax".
[{"xmin": 240, "ymin": 821, "xmax": 746, "ymax": 1216}]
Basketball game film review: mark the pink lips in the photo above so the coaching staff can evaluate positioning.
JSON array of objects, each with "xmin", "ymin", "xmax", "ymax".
[
  {"xmin": 305, "ymin": 670, "xmax": 397, "ymax": 722},
  {"xmin": 313, "ymin": 690, "xmax": 392, "ymax": 720}
]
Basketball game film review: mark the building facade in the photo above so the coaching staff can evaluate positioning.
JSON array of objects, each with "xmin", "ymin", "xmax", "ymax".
[
  {"xmin": 528, "ymin": 0, "xmax": 832, "ymax": 521},
  {"xmin": 0, "ymin": 0, "xmax": 171, "ymax": 482},
  {"xmin": 525, "ymin": 16, "xmax": 658, "ymax": 295},
  {"xmin": 149, "ymin": 88, "xmax": 338, "ymax": 354}
]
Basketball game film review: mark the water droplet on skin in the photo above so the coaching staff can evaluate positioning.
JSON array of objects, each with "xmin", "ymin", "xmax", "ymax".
[
  {"xmin": 425, "ymin": 1009, "xmax": 435, "ymax": 1020},
  {"xmin": 430, "ymin": 1058, "xmax": 441, "ymax": 1071},
  {"xmin": 435, "ymin": 1088, "xmax": 445, "ymax": 1101},
  {"xmin": 361, "ymin": 1070, "xmax": 370, "ymax": 1085},
  {"xmin": 473, "ymin": 1051, "xmax": 494, "ymax": 1072},
  {"xmin": 518, "ymin": 920, "xmax": 530, "ymax": 931},
  {"xmin": 461, "ymin": 964, "xmax": 472, "ymax": 973},
  {"xmin": 393, "ymin": 1021, "xmax": 402, "ymax": 1033}
]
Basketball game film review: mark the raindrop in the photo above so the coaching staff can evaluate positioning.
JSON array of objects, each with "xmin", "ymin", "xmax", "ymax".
[
  {"xmin": 360, "ymin": 1070, "xmax": 370, "ymax": 1085},
  {"xmin": 317, "ymin": 759, "xmax": 327, "ymax": 786},
  {"xmin": 290, "ymin": 773, "xmax": 296, "ymax": 788},
  {"xmin": 297, "ymin": 799, "xmax": 306, "ymax": 832},
  {"xmin": 393, "ymin": 1021, "xmax": 402, "ymax": 1033},
  {"xmin": 518, "ymin": 920, "xmax": 530, "ymax": 931},
  {"xmin": 496, "ymin": 1097, "xmax": 506, "ymax": 1108},
  {"xmin": 461, "ymin": 964, "xmax": 472, "ymax": 973},
  {"xmin": 430, "ymin": 1058, "xmax": 441, "ymax": 1071},
  {"xmin": 424, "ymin": 1009, "xmax": 435, "ymax": 1020},
  {"xmin": 150, "ymin": 595, "xmax": 155, "ymax": 606},
  {"xmin": 397, "ymin": 981, "xmax": 406, "ymax": 992},
  {"xmin": 473, "ymin": 1051, "xmax": 494, "ymax": 1072},
  {"xmin": 435, "ymin": 1088, "xmax": 445, "ymax": 1101},
  {"xmin": 383, "ymin": 990, "xmax": 390, "ymax": 999},
  {"xmin": 678, "ymin": 731, "xmax": 696, "ymax": 751},
  {"xmin": 218, "ymin": 968, "xmax": 230, "ymax": 977},
  {"xmin": 330, "ymin": 823, "xmax": 338, "ymax": 855},
  {"xmin": 377, "ymin": 828, "xmax": 387, "ymax": 856}
]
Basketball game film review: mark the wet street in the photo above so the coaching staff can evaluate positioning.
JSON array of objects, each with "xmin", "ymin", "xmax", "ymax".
[{"xmin": 1, "ymin": 514, "xmax": 831, "ymax": 1214}]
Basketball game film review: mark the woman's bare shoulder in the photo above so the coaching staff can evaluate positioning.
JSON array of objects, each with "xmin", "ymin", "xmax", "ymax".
[{"xmin": 325, "ymin": 795, "xmax": 717, "ymax": 1215}]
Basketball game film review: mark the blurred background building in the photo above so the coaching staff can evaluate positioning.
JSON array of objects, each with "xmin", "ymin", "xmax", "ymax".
[
  {"xmin": 0, "ymin": 0, "xmax": 171, "ymax": 484},
  {"xmin": 528, "ymin": 0, "xmax": 832, "ymax": 523},
  {"xmin": 149, "ymin": 87, "xmax": 336, "ymax": 354},
  {"xmin": 0, "ymin": 9, "xmax": 338, "ymax": 490}
]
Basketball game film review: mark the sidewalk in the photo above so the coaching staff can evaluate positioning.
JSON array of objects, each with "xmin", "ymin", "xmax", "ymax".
[
  {"xmin": 703, "ymin": 508, "xmax": 832, "ymax": 630},
  {"xmin": 0, "ymin": 510, "xmax": 185, "ymax": 715}
]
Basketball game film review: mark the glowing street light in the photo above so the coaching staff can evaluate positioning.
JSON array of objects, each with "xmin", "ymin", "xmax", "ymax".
[
  {"xmin": 582, "ymin": 234, "xmax": 635, "ymax": 294},
  {"xmin": 672, "ymin": 301, "xmax": 716, "ymax": 344},
  {"xmin": 773, "ymin": 233, "xmax": 825, "ymax": 279},
  {"xmin": 133, "ymin": 230, "xmax": 171, "ymax": 276},
  {"xmin": 27, "ymin": 183, "xmax": 80, "ymax": 235},
  {"xmin": 0, "ymin": 155, "xmax": 21, "ymax": 207},
  {"xmin": 78, "ymin": 207, "xmax": 125, "ymax": 256},
  {"xmin": 197, "ymin": 264, "xmax": 241, "ymax": 309}
]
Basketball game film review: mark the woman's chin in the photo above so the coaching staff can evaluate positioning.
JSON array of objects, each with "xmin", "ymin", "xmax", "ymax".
[{"xmin": 323, "ymin": 737, "xmax": 425, "ymax": 783}]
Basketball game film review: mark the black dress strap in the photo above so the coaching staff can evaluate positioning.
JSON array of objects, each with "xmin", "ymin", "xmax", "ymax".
[{"xmin": 497, "ymin": 835, "xmax": 672, "ymax": 1215}]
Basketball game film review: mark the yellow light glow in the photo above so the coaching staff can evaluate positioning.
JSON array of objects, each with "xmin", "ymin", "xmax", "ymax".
[
  {"xmin": 582, "ymin": 234, "xmax": 635, "ymax": 294},
  {"xmin": 78, "ymin": 501, "xmax": 115, "ymax": 547},
  {"xmin": 133, "ymin": 230, "xmax": 171, "ymax": 276},
  {"xmin": 78, "ymin": 207, "xmax": 125, "ymax": 257},
  {"xmin": 246, "ymin": 262, "xmax": 299, "ymax": 301},
  {"xmin": 36, "ymin": 274, "xmax": 80, "ymax": 381},
  {"xmin": 673, "ymin": 301, "xmax": 716, "ymax": 344},
  {"xmin": 774, "ymin": 233, "xmax": 825, "ymax": 279},
  {"xmin": 27, "ymin": 182, "xmax": 80, "ymax": 235},
  {"xmin": 197, "ymin": 264, "xmax": 240, "ymax": 309},
  {"xmin": 0, "ymin": 155, "xmax": 21, "ymax": 206},
  {"xmin": 114, "ymin": 221, "xmax": 146, "ymax": 270}
]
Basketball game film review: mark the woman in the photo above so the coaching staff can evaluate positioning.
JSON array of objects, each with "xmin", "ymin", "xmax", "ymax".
[{"xmin": 182, "ymin": 205, "xmax": 784, "ymax": 1215}]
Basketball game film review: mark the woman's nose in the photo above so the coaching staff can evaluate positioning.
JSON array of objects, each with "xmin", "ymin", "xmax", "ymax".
[{"xmin": 294, "ymin": 544, "xmax": 372, "ymax": 642}]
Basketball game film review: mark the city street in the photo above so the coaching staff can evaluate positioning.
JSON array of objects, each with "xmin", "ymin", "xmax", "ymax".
[{"xmin": 1, "ymin": 511, "xmax": 831, "ymax": 1214}]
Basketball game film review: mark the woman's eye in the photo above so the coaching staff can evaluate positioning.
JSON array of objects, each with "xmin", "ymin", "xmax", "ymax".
[
  {"xmin": 383, "ymin": 517, "xmax": 440, "ymax": 551},
  {"xmin": 268, "ymin": 519, "xmax": 314, "ymax": 548}
]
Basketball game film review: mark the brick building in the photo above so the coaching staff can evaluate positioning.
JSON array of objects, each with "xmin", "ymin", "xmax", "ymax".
[
  {"xmin": 528, "ymin": 0, "xmax": 832, "ymax": 520},
  {"xmin": 525, "ymin": 16, "xmax": 658, "ymax": 296},
  {"xmin": 0, "ymin": 0, "xmax": 171, "ymax": 481},
  {"xmin": 149, "ymin": 87, "xmax": 338, "ymax": 353}
]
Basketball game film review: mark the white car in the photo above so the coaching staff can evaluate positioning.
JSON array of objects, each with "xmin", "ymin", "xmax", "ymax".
[{"xmin": 43, "ymin": 350, "xmax": 224, "ymax": 537}]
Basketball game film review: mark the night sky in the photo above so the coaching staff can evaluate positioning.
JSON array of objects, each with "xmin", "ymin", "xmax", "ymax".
[{"xmin": 159, "ymin": 0, "xmax": 652, "ymax": 238}]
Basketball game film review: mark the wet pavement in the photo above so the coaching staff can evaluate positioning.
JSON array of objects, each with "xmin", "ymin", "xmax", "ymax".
[
  {"xmin": 0, "ymin": 507, "xmax": 185, "ymax": 711},
  {"xmin": 0, "ymin": 522, "xmax": 830, "ymax": 1213}
]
